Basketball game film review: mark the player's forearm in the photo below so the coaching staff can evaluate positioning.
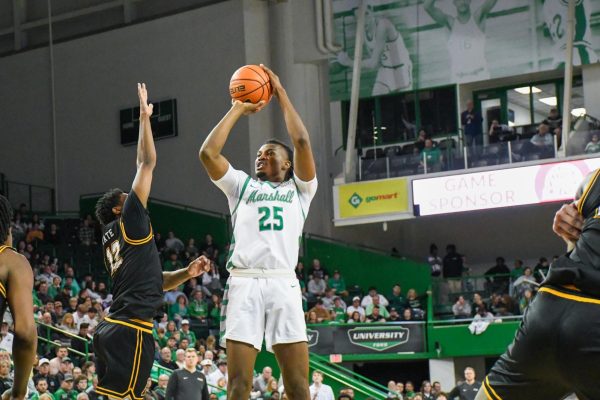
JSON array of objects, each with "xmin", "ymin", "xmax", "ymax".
[
  {"xmin": 12, "ymin": 329, "xmax": 37, "ymax": 398},
  {"xmin": 200, "ymin": 107, "xmax": 243, "ymax": 162},
  {"xmin": 137, "ymin": 115, "xmax": 157, "ymax": 168},
  {"xmin": 162, "ymin": 268, "xmax": 193, "ymax": 292},
  {"xmin": 277, "ymin": 91, "xmax": 311, "ymax": 150}
]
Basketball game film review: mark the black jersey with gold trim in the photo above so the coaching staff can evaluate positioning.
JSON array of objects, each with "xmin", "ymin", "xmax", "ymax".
[
  {"xmin": 102, "ymin": 191, "xmax": 163, "ymax": 320},
  {"xmin": 546, "ymin": 168, "xmax": 600, "ymax": 295},
  {"xmin": 0, "ymin": 246, "xmax": 10, "ymax": 322}
]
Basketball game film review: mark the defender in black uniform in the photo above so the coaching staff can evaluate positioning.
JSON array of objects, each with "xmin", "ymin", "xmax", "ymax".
[
  {"xmin": 0, "ymin": 195, "xmax": 36, "ymax": 400},
  {"xmin": 477, "ymin": 169, "xmax": 600, "ymax": 400},
  {"xmin": 93, "ymin": 84, "xmax": 209, "ymax": 400}
]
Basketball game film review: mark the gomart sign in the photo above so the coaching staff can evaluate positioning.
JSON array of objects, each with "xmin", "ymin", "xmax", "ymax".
[
  {"xmin": 307, "ymin": 323, "xmax": 424, "ymax": 355},
  {"xmin": 336, "ymin": 178, "xmax": 410, "ymax": 219},
  {"xmin": 412, "ymin": 158, "xmax": 600, "ymax": 216}
]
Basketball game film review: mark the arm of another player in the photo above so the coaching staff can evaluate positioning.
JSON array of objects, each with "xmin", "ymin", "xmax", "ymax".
[
  {"xmin": 474, "ymin": 0, "xmax": 498, "ymax": 29},
  {"xmin": 6, "ymin": 253, "xmax": 37, "ymax": 400},
  {"xmin": 199, "ymin": 100, "xmax": 266, "ymax": 181},
  {"xmin": 131, "ymin": 83, "xmax": 156, "ymax": 208},
  {"xmin": 261, "ymin": 65, "xmax": 316, "ymax": 182},
  {"xmin": 553, "ymin": 203, "xmax": 583, "ymax": 252},
  {"xmin": 423, "ymin": 0, "xmax": 453, "ymax": 30},
  {"xmin": 162, "ymin": 256, "xmax": 210, "ymax": 292}
]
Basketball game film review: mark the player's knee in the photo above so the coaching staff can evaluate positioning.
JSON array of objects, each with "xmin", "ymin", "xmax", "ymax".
[
  {"xmin": 229, "ymin": 375, "xmax": 253, "ymax": 395},
  {"xmin": 282, "ymin": 375, "xmax": 309, "ymax": 399}
]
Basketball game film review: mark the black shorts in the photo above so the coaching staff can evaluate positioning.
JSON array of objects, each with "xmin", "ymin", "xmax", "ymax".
[
  {"xmin": 93, "ymin": 317, "xmax": 155, "ymax": 399},
  {"xmin": 484, "ymin": 285, "xmax": 600, "ymax": 400}
]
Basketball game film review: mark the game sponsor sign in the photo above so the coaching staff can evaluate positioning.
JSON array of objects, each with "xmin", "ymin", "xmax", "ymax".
[
  {"xmin": 307, "ymin": 322, "xmax": 425, "ymax": 355},
  {"xmin": 412, "ymin": 157, "xmax": 600, "ymax": 216}
]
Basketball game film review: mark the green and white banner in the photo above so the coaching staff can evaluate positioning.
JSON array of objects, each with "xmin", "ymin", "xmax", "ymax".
[{"xmin": 330, "ymin": 0, "xmax": 600, "ymax": 101}]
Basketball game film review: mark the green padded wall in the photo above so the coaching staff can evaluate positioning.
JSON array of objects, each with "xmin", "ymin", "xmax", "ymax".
[{"xmin": 303, "ymin": 235, "xmax": 431, "ymax": 297}]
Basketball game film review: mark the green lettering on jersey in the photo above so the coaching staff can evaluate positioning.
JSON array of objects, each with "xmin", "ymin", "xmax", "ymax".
[{"xmin": 246, "ymin": 189, "xmax": 295, "ymax": 205}]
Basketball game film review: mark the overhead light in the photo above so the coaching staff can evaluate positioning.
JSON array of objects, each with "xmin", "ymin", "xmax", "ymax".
[
  {"xmin": 571, "ymin": 108, "xmax": 586, "ymax": 117},
  {"xmin": 538, "ymin": 96, "xmax": 557, "ymax": 106},
  {"xmin": 514, "ymin": 86, "xmax": 542, "ymax": 94}
]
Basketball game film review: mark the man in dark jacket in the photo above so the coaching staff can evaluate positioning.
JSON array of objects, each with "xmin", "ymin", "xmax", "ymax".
[{"xmin": 165, "ymin": 349, "xmax": 209, "ymax": 400}]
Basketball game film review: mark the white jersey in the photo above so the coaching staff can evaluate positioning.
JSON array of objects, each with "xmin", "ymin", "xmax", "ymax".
[
  {"xmin": 365, "ymin": 22, "xmax": 411, "ymax": 69},
  {"xmin": 213, "ymin": 165, "xmax": 317, "ymax": 272},
  {"xmin": 447, "ymin": 15, "xmax": 489, "ymax": 82},
  {"xmin": 543, "ymin": 0, "xmax": 599, "ymax": 67}
]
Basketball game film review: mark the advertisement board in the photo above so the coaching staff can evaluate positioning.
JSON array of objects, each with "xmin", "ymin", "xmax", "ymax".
[
  {"xmin": 412, "ymin": 157, "xmax": 600, "ymax": 216},
  {"xmin": 337, "ymin": 178, "xmax": 410, "ymax": 219}
]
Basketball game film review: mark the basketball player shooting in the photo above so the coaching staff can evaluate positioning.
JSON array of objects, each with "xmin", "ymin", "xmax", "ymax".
[
  {"xmin": 424, "ymin": 0, "xmax": 497, "ymax": 83},
  {"xmin": 336, "ymin": 3, "xmax": 412, "ymax": 96},
  {"xmin": 93, "ymin": 83, "xmax": 210, "ymax": 400},
  {"xmin": 0, "ymin": 196, "xmax": 36, "ymax": 400},
  {"xmin": 476, "ymin": 169, "xmax": 600, "ymax": 399},
  {"xmin": 199, "ymin": 64, "xmax": 317, "ymax": 400}
]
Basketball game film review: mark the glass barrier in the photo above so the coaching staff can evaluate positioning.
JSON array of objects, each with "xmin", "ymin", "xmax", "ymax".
[{"xmin": 5, "ymin": 180, "xmax": 55, "ymax": 213}]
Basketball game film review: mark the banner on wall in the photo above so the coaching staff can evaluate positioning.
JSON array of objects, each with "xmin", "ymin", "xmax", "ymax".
[
  {"xmin": 336, "ymin": 178, "xmax": 410, "ymax": 219},
  {"xmin": 412, "ymin": 157, "xmax": 600, "ymax": 216},
  {"xmin": 307, "ymin": 323, "xmax": 426, "ymax": 355},
  {"xmin": 330, "ymin": 0, "xmax": 600, "ymax": 101}
]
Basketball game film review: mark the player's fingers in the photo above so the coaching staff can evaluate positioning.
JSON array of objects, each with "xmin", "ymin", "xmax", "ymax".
[{"xmin": 555, "ymin": 221, "xmax": 580, "ymax": 241}]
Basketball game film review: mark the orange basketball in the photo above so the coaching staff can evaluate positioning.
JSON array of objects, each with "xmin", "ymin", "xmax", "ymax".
[{"xmin": 229, "ymin": 65, "xmax": 272, "ymax": 104}]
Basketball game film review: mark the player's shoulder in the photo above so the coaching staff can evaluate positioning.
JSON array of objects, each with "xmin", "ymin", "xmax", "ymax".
[{"xmin": 0, "ymin": 247, "xmax": 28, "ymax": 266}]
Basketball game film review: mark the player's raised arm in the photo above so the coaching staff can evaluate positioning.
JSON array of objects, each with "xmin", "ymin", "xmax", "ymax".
[
  {"xmin": 6, "ymin": 252, "xmax": 36, "ymax": 400},
  {"xmin": 261, "ymin": 65, "xmax": 316, "ymax": 182},
  {"xmin": 199, "ymin": 100, "xmax": 265, "ymax": 181},
  {"xmin": 337, "ymin": 22, "xmax": 388, "ymax": 71},
  {"xmin": 474, "ymin": 0, "xmax": 497, "ymax": 28},
  {"xmin": 162, "ymin": 255, "xmax": 210, "ymax": 291},
  {"xmin": 131, "ymin": 83, "xmax": 156, "ymax": 208},
  {"xmin": 423, "ymin": 0, "xmax": 453, "ymax": 30}
]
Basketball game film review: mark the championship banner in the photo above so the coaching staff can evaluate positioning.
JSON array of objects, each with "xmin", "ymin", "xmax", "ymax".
[
  {"xmin": 337, "ymin": 178, "xmax": 409, "ymax": 219},
  {"xmin": 330, "ymin": 0, "xmax": 600, "ymax": 101},
  {"xmin": 307, "ymin": 322, "xmax": 426, "ymax": 355},
  {"xmin": 413, "ymin": 157, "xmax": 600, "ymax": 216}
]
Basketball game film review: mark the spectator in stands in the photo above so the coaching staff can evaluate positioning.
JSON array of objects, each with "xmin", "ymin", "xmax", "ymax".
[
  {"xmin": 58, "ymin": 313, "xmax": 78, "ymax": 335},
  {"xmin": 158, "ymin": 347, "xmax": 178, "ymax": 370},
  {"xmin": 37, "ymin": 282, "xmax": 52, "ymax": 304},
  {"xmin": 26, "ymin": 223, "xmax": 44, "ymax": 243},
  {"xmin": 73, "ymin": 304, "xmax": 90, "ymax": 328},
  {"xmin": 48, "ymin": 276, "xmax": 62, "ymax": 300},
  {"xmin": 346, "ymin": 297, "xmax": 366, "ymax": 320},
  {"xmin": 175, "ymin": 349, "xmax": 186, "ymax": 369},
  {"xmin": 57, "ymin": 357, "xmax": 74, "ymax": 382},
  {"xmin": 366, "ymin": 306, "xmax": 386, "ymax": 323},
  {"xmin": 45, "ymin": 223, "xmax": 60, "ymax": 246},
  {"xmin": 307, "ymin": 275, "xmax": 327, "ymax": 301},
  {"xmin": 200, "ymin": 359, "xmax": 213, "ymax": 377},
  {"xmin": 543, "ymin": 107, "xmax": 562, "ymax": 131},
  {"xmin": 164, "ymin": 286, "xmax": 186, "ymax": 306},
  {"xmin": 404, "ymin": 382, "xmax": 416, "ymax": 398},
  {"xmin": 321, "ymin": 288, "xmax": 337, "ymax": 311},
  {"xmin": 519, "ymin": 289, "xmax": 534, "ymax": 314},
  {"xmin": 471, "ymin": 293, "xmax": 487, "ymax": 317},
  {"xmin": 347, "ymin": 311, "xmax": 363, "ymax": 324},
  {"xmin": 402, "ymin": 308, "xmax": 414, "ymax": 321},
  {"xmin": 485, "ymin": 257, "xmax": 510, "ymax": 294},
  {"xmin": 295, "ymin": 261, "xmax": 307, "ymax": 283},
  {"xmin": 328, "ymin": 270, "xmax": 348, "ymax": 298},
  {"xmin": 53, "ymin": 374, "xmax": 75, "ymax": 400},
  {"xmin": 452, "ymin": 296, "xmax": 471, "ymax": 319},
  {"xmin": 406, "ymin": 289, "xmax": 423, "ymax": 318},
  {"xmin": 510, "ymin": 259, "xmax": 524, "ymax": 280},
  {"xmin": 178, "ymin": 338, "xmax": 191, "ymax": 351},
  {"xmin": 165, "ymin": 321, "xmax": 177, "ymax": 338},
  {"xmin": 78, "ymin": 219, "xmax": 95, "ymax": 246},
  {"xmin": 153, "ymin": 374, "xmax": 169, "ymax": 400},
  {"xmin": 534, "ymin": 257, "xmax": 550, "ymax": 282},
  {"xmin": 585, "ymin": 133, "xmax": 600, "ymax": 154},
  {"xmin": 421, "ymin": 381, "xmax": 434, "ymax": 400},
  {"xmin": 431, "ymin": 382, "xmax": 442, "ymax": 396},
  {"xmin": 201, "ymin": 234, "xmax": 219, "ymax": 261},
  {"xmin": 435, "ymin": 394, "xmax": 447, "ymax": 399},
  {"xmin": 74, "ymin": 375, "xmax": 89, "ymax": 395},
  {"xmin": 331, "ymin": 297, "xmax": 347, "ymax": 322},
  {"xmin": 202, "ymin": 262, "xmax": 222, "ymax": 293},
  {"xmin": 0, "ymin": 359, "xmax": 12, "ymax": 394},
  {"xmin": 443, "ymin": 245, "xmax": 464, "ymax": 294},
  {"xmin": 447, "ymin": 367, "xmax": 481, "ymax": 399},
  {"xmin": 389, "ymin": 284, "xmax": 407, "ymax": 311},
  {"xmin": 32, "ymin": 377, "xmax": 50, "ymax": 399},
  {"xmin": 179, "ymin": 320, "xmax": 197, "ymax": 347},
  {"xmin": 188, "ymin": 290, "xmax": 208, "ymax": 324},
  {"xmin": 513, "ymin": 267, "xmax": 536, "ymax": 300},
  {"xmin": 34, "ymin": 358, "xmax": 59, "ymax": 393},
  {"xmin": 428, "ymin": 244, "xmax": 443, "ymax": 278},
  {"xmin": 165, "ymin": 231, "xmax": 185, "ymax": 254},
  {"xmin": 71, "ymin": 323, "xmax": 94, "ymax": 362},
  {"xmin": 388, "ymin": 308, "xmax": 401, "ymax": 322},
  {"xmin": 420, "ymin": 139, "xmax": 443, "ymax": 172},
  {"xmin": 366, "ymin": 296, "xmax": 389, "ymax": 319},
  {"xmin": 529, "ymin": 123, "xmax": 554, "ymax": 155},
  {"xmin": 308, "ymin": 300, "xmax": 332, "ymax": 323},
  {"xmin": 414, "ymin": 129, "xmax": 428, "ymax": 153},
  {"xmin": 49, "ymin": 345, "xmax": 68, "ymax": 375},
  {"xmin": 169, "ymin": 295, "xmax": 189, "ymax": 327},
  {"xmin": 461, "ymin": 100, "xmax": 483, "ymax": 154},
  {"xmin": 386, "ymin": 380, "xmax": 400, "ymax": 399},
  {"xmin": 361, "ymin": 287, "xmax": 389, "ymax": 308},
  {"xmin": 207, "ymin": 359, "xmax": 228, "ymax": 391},
  {"xmin": 253, "ymin": 367, "xmax": 273, "ymax": 395},
  {"xmin": 186, "ymin": 238, "xmax": 199, "ymax": 258},
  {"xmin": 164, "ymin": 251, "xmax": 184, "ymax": 272},
  {"xmin": 310, "ymin": 371, "xmax": 334, "ymax": 400}
]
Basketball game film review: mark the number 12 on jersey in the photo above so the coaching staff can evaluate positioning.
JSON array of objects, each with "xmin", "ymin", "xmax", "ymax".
[
  {"xmin": 106, "ymin": 241, "xmax": 123, "ymax": 275},
  {"xmin": 258, "ymin": 206, "xmax": 284, "ymax": 231}
]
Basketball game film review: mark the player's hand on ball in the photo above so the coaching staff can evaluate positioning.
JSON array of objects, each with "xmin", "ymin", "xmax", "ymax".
[
  {"xmin": 260, "ymin": 64, "xmax": 284, "ymax": 97},
  {"xmin": 137, "ymin": 82, "xmax": 154, "ymax": 117},
  {"xmin": 187, "ymin": 256, "xmax": 211, "ymax": 277},
  {"xmin": 553, "ymin": 202, "xmax": 583, "ymax": 243},
  {"xmin": 231, "ymin": 99, "xmax": 266, "ymax": 116}
]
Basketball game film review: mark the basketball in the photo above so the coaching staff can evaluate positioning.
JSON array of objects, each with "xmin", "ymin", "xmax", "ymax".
[{"xmin": 229, "ymin": 65, "xmax": 272, "ymax": 104}]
